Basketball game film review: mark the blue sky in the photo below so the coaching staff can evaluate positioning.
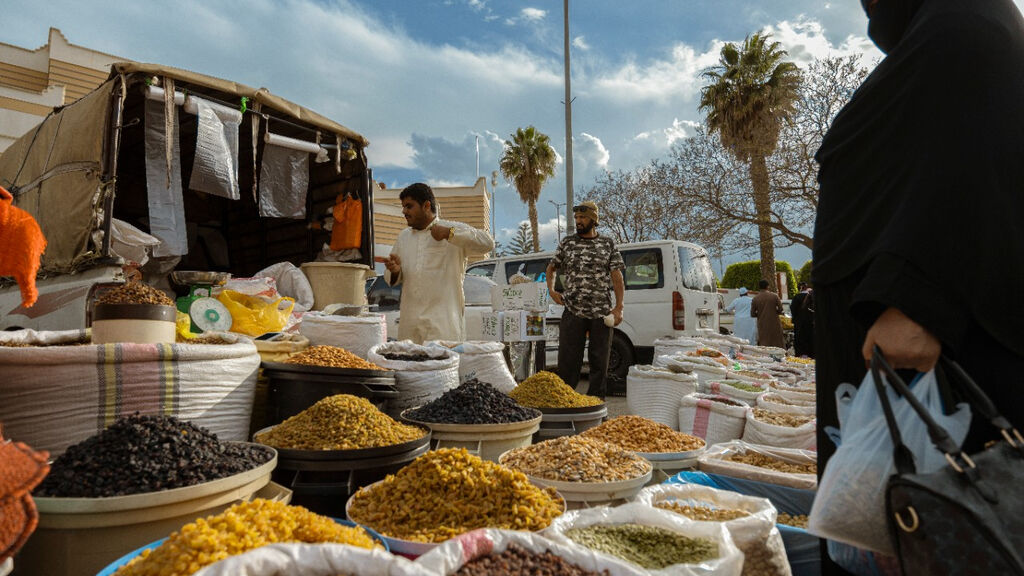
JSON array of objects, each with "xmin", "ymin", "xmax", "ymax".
[{"xmin": 6, "ymin": 0, "xmax": 1017, "ymax": 273}]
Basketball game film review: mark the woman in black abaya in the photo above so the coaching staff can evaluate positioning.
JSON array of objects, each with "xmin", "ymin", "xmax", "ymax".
[{"xmin": 813, "ymin": 0, "xmax": 1024, "ymax": 572}]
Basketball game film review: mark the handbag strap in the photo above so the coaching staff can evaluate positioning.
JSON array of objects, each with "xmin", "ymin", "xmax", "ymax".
[
  {"xmin": 938, "ymin": 356, "xmax": 1024, "ymax": 448},
  {"xmin": 870, "ymin": 347, "xmax": 975, "ymax": 475}
]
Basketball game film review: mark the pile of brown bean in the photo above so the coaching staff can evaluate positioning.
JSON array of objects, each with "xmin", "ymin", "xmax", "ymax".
[
  {"xmin": 564, "ymin": 524, "xmax": 718, "ymax": 569},
  {"xmin": 509, "ymin": 371, "xmax": 602, "ymax": 408},
  {"xmin": 116, "ymin": 499, "xmax": 378, "ymax": 576},
  {"xmin": 284, "ymin": 345, "xmax": 387, "ymax": 370},
  {"xmin": 752, "ymin": 408, "xmax": 814, "ymax": 428},
  {"xmin": 254, "ymin": 394, "xmax": 426, "ymax": 451},
  {"xmin": 500, "ymin": 436, "xmax": 651, "ymax": 483},
  {"xmin": 346, "ymin": 448, "xmax": 564, "ymax": 543},
  {"xmin": 96, "ymin": 281, "xmax": 174, "ymax": 306},
  {"xmin": 581, "ymin": 416, "xmax": 705, "ymax": 453},
  {"xmin": 455, "ymin": 544, "xmax": 610, "ymax": 576},
  {"xmin": 727, "ymin": 451, "xmax": 817, "ymax": 475},
  {"xmin": 655, "ymin": 501, "xmax": 751, "ymax": 522},
  {"xmin": 777, "ymin": 513, "xmax": 809, "ymax": 528}
]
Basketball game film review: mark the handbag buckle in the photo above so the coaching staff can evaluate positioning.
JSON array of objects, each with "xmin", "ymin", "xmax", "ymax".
[
  {"xmin": 1001, "ymin": 427, "xmax": 1024, "ymax": 448},
  {"xmin": 945, "ymin": 451, "xmax": 976, "ymax": 474},
  {"xmin": 894, "ymin": 506, "xmax": 920, "ymax": 533}
]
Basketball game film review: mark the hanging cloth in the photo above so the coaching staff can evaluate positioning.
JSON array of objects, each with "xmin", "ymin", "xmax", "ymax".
[
  {"xmin": 144, "ymin": 98, "xmax": 188, "ymax": 257},
  {"xmin": 329, "ymin": 193, "xmax": 363, "ymax": 251}
]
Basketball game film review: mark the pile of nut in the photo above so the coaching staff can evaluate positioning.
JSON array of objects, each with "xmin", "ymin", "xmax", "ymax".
[
  {"xmin": 751, "ymin": 409, "xmax": 814, "ymax": 428},
  {"xmin": 509, "ymin": 371, "xmax": 602, "ymax": 408},
  {"xmin": 655, "ymin": 501, "xmax": 751, "ymax": 522},
  {"xmin": 346, "ymin": 448, "xmax": 563, "ymax": 543},
  {"xmin": 777, "ymin": 513, "xmax": 809, "ymax": 528},
  {"xmin": 283, "ymin": 345, "xmax": 387, "ymax": 370},
  {"xmin": 255, "ymin": 394, "xmax": 426, "ymax": 451},
  {"xmin": 581, "ymin": 416, "xmax": 705, "ymax": 453},
  {"xmin": 96, "ymin": 281, "xmax": 174, "ymax": 306},
  {"xmin": 500, "ymin": 436, "xmax": 651, "ymax": 483},
  {"xmin": 455, "ymin": 544, "xmax": 610, "ymax": 576},
  {"xmin": 726, "ymin": 451, "xmax": 817, "ymax": 475}
]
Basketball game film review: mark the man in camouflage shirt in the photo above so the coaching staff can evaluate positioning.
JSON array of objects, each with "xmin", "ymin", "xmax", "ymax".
[{"xmin": 545, "ymin": 201, "xmax": 625, "ymax": 399}]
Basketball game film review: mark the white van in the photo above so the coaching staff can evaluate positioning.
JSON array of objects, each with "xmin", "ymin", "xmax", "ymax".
[{"xmin": 466, "ymin": 239, "xmax": 720, "ymax": 393}]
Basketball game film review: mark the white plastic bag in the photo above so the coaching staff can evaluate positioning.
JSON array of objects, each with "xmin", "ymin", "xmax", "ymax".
[
  {"xmin": 426, "ymin": 340, "xmax": 516, "ymax": 393},
  {"xmin": 698, "ymin": 440, "xmax": 818, "ymax": 490},
  {"xmin": 634, "ymin": 484, "xmax": 792, "ymax": 576},
  {"xmin": 544, "ymin": 502, "xmax": 744, "ymax": 576},
  {"xmin": 193, "ymin": 542, "xmax": 431, "ymax": 576},
  {"xmin": 807, "ymin": 369, "xmax": 971, "ymax": 555},
  {"xmin": 255, "ymin": 262, "xmax": 315, "ymax": 313},
  {"xmin": 300, "ymin": 311, "xmax": 387, "ymax": 360},
  {"xmin": 678, "ymin": 393, "xmax": 750, "ymax": 446},
  {"xmin": 741, "ymin": 410, "xmax": 816, "ymax": 450},
  {"xmin": 626, "ymin": 365, "xmax": 698, "ymax": 430},
  {"xmin": 109, "ymin": 218, "xmax": 160, "ymax": 267},
  {"xmin": 415, "ymin": 528, "xmax": 645, "ymax": 576},
  {"xmin": 369, "ymin": 341, "xmax": 460, "ymax": 416}
]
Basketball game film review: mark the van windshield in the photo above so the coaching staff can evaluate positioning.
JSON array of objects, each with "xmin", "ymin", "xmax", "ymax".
[{"xmin": 678, "ymin": 246, "xmax": 717, "ymax": 293}]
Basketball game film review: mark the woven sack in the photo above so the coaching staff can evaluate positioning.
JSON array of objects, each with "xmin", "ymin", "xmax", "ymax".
[
  {"xmin": 300, "ymin": 311, "xmax": 386, "ymax": 360},
  {"xmin": 741, "ymin": 410, "xmax": 816, "ymax": 450},
  {"xmin": 678, "ymin": 393, "xmax": 750, "ymax": 445},
  {"xmin": 368, "ymin": 341, "xmax": 459, "ymax": 417},
  {"xmin": 625, "ymin": 365, "xmax": 698, "ymax": 430},
  {"xmin": 705, "ymin": 379, "xmax": 767, "ymax": 403}
]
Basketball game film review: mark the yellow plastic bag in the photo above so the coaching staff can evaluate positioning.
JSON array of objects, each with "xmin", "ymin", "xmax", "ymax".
[
  {"xmin": 176, "ymin": 310, "xmax": 195, "ymax": 340},
  {"xmin": 217, "ymin": 289, "xmax": 295, "ymax": 336}
]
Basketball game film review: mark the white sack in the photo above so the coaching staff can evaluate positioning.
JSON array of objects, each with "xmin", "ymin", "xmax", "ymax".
[
  {"xmin": 626, "ymin": 365, "xmax": 698, "ymax": 430},
  {"xmin": 369, "ymin": 341, "xmax": 460, "ymax": 416},
  {"xmin": 299, "ymin": 312, "xmax": 387, "ymax": 360},
  {"xmin": 256, "ymin": 262, "xmax": 315, "ymax": 313},
  {"xmin": 426, "ymin": 340, "xmax": 516, "ymax": 393},
  {"xmin": 698, "ymin": 440, "xmax": 817, "ymax": 490},
  {"xmin": 194, "ymin": 543, "xmax": 431, "ymax": 576}
]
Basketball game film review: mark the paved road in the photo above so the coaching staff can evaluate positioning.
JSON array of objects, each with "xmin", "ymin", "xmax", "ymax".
[{"xmin": 573, "ymin": 378, "xmax": 630, "ymax": 418}]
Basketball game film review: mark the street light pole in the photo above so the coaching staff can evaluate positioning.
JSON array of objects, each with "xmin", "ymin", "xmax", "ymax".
[
  {"xmin": 563, "ymin": 0, "xmax": 574, "ymax": 210},
  {"xmin": 490, "ymin": 171, "xmax": 498, "ymax": 241},
  {"xmin": 549, "ymin": 200, "xmax": 566, "ymax": 242}
]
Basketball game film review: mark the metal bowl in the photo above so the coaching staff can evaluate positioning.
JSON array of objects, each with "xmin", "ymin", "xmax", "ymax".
[{"xmin": 169, "ymin": 271, "xmax": 232, "ymax": 286}]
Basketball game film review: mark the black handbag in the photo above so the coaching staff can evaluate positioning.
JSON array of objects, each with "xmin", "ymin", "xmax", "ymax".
[{"xmin": 869, "ymin": 347, "xmax": 1024, "ymax": 575}]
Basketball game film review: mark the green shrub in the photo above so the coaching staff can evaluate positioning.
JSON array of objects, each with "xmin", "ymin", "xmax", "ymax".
[
  {"xmin": 798, "ymin": 260, "xmax": 813, "ymax": 285},
  {"xmin": 721, "ymin": 260, "xmax": 798, "ymax": 299}
]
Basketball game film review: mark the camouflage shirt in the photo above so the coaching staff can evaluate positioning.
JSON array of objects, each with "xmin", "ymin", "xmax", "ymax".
[{"xmin": 550, "ymin": 234, "xmax": 625, "ymax": 319}]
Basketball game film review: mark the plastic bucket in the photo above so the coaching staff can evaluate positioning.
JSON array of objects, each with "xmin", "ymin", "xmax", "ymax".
[
  {"xmin": 534, "ymin": 406, "xmax": 608, "ymax": 441},
  {"xmin": 410, "ymin": 416, "xmax": 541, "ymax": 463},
  {"xmin": 300, "ymin": 262, "xmax": 373, "ymax": 310},
  {"xmin": 90, "ymin": 304, "xmax": 177, "ymax": 344}
]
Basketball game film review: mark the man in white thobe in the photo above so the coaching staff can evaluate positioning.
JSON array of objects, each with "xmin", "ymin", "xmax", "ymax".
[
  {"xmin": 385, "ymin": 183, "xmax": 494, "ymax": 343},
  {"xmin": 724, "ymin": 286, "xmax": 758, "ymax": 344}
]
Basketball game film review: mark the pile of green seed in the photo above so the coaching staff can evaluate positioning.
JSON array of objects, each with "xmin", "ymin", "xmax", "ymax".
[{"xmin": 564, "ymin": 524, "xmax": 718, "ymax": 569}]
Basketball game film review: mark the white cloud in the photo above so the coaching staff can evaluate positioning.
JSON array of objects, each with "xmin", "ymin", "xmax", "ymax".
[
  {"xmin": 578, "ymin": 133, "xmax": 610, "ymax": 170},
  {"xmin": 573, "ymin": 35, "xmax": 590, "ymax": 50},
  {"xmin": 521, "ymin": 8, "xmax": 546, "ymax": 21},
  {"xmin": 587, "ymin": 41, "xmax": 723, "ymax": 104},
  {"xmin": 764, "ymin": 17, "xmax": 883, "ymax": 64}
]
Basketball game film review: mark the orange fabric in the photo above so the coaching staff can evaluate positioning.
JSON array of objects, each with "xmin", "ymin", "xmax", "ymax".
[
  {"xmin": 0, "ymin": 185, "xmax": 47, "ymax": 308},
  {"xmin": 329, "ymin": 194, "xmax": 363, "ymax": 251},
  {"xmin": 0, "ymin": 434, "xmax": 49, "ymax": 562}
]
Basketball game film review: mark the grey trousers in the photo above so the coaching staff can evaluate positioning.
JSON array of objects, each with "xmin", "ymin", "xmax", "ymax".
[{"xmin": 557, "ymin": 308, "xmax": 612, "ymax": 398}]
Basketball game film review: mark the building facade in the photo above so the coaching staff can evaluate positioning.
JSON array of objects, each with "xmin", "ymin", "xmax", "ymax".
[{"xmin": 0, "ymin": 28, "xmax": 124, "ymax": 152}]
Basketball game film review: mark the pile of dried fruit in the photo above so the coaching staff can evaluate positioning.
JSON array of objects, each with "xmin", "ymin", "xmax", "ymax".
[
  {"xmin": 509, "ymin": 371, "xmax": 602, "ymax": 408},
  {"xmin": 35, "ymin": 414, "xmax": 272, "ymax": 497},
  {"xmin": 777, "ymin": 513, "xmax": 809, "ymax": 528},
  {"xmin": 347, "ymin": 448, "xmax": 563, "ymax": 543},
  {"xmin": 283, "ymin": 345, "xmax": 387, "ymax": 370},
  {"xmin": 116, "ymin": 499, "xmax": 378, "ymax": 575},
  {"xmin": 405, "ymin": 379, "xmax": 539, "ymax": 424},
  {"xmin": 581, "ymin": 416, "xmax": 705, "ymax": 453},
  {"xmin": 255, "ymin": 394, "xmax": 425, "ymax": 451}
]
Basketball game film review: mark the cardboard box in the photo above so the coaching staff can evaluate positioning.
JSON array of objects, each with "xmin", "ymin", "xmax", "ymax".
[
  {"xmin": 480, "ymin": 311, "xmax": 503, "ymax": 341},
  {"xmin": 503, "ymin": 310, "xmax": 546, "ymax": 342},
  {"xmin": 491, "ymin": 283, "xmax": 549, "ymax": 312}
]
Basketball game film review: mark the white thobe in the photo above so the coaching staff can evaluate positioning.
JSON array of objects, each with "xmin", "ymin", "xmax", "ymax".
[
  {"xmin": 725, "ymin": 295, "xmax": 758, "ymax": 345},
  {"xmin": 385, "ymin": 217, "xmax": 494, "ymax": 343}
]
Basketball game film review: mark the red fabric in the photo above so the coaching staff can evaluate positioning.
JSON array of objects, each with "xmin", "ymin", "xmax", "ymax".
[
  {"xmin": 0, "ymin": 186, "xmax": 47, "ymax": 308},
  {"xmin": 692, "ymin": 399, "xmax": 712, "ymax": 438}
]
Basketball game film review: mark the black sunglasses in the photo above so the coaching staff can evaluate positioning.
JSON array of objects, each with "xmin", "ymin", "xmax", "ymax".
[{"xmin": 572, "ymin": 205, "xmax": 589, "ymax": 213}]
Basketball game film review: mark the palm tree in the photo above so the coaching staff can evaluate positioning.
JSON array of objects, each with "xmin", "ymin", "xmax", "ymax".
[
  {"xmin": 699, "ymin": 33, "xmax": 800, "ymax": 289},
  {"xmin": 499, "ymin": 126, "xmax": 557, "ymax": 252}
]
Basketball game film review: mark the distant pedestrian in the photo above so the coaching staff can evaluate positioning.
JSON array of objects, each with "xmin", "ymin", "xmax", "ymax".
[
  {"xmin": 790, "ymin": 282, "xmax": 815, "ymax": 357},
  {"xmin": 750, "ymin": 279, "xmax": 784, "ymax": 348},
  {"xmin": 545, "ymin": 201, "xmax": 625, "ymax": 400},
  {"xmin": 724, "ymin": 286, "xmax": 757, "ymax": 344}
]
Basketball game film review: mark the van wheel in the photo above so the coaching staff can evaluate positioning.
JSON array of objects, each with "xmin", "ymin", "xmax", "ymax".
[{"xmin": 607, "ymin": 332, "xmax": 634, "ymax": 397}]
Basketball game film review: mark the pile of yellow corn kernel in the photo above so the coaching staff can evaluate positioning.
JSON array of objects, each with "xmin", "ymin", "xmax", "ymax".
[
  {"xmin": 347, "ymin": 448, "xmax": 564, "ymax": 543},
  {"xmin": 509, "ymin": 371, "xmax": 602, "ymax": 408},
  {"xmin": 255, "ymin": 394, "xmax": 426, "ymax": 451},
  {"xmin": 116, "ymin": 499, "xmax": 377, "ymax": 575}
]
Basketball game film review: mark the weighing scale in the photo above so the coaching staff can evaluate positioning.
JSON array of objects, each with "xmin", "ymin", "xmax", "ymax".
[{"xmin": 170, "ymin": 271, "xmax": 233, "ymax": 333}]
